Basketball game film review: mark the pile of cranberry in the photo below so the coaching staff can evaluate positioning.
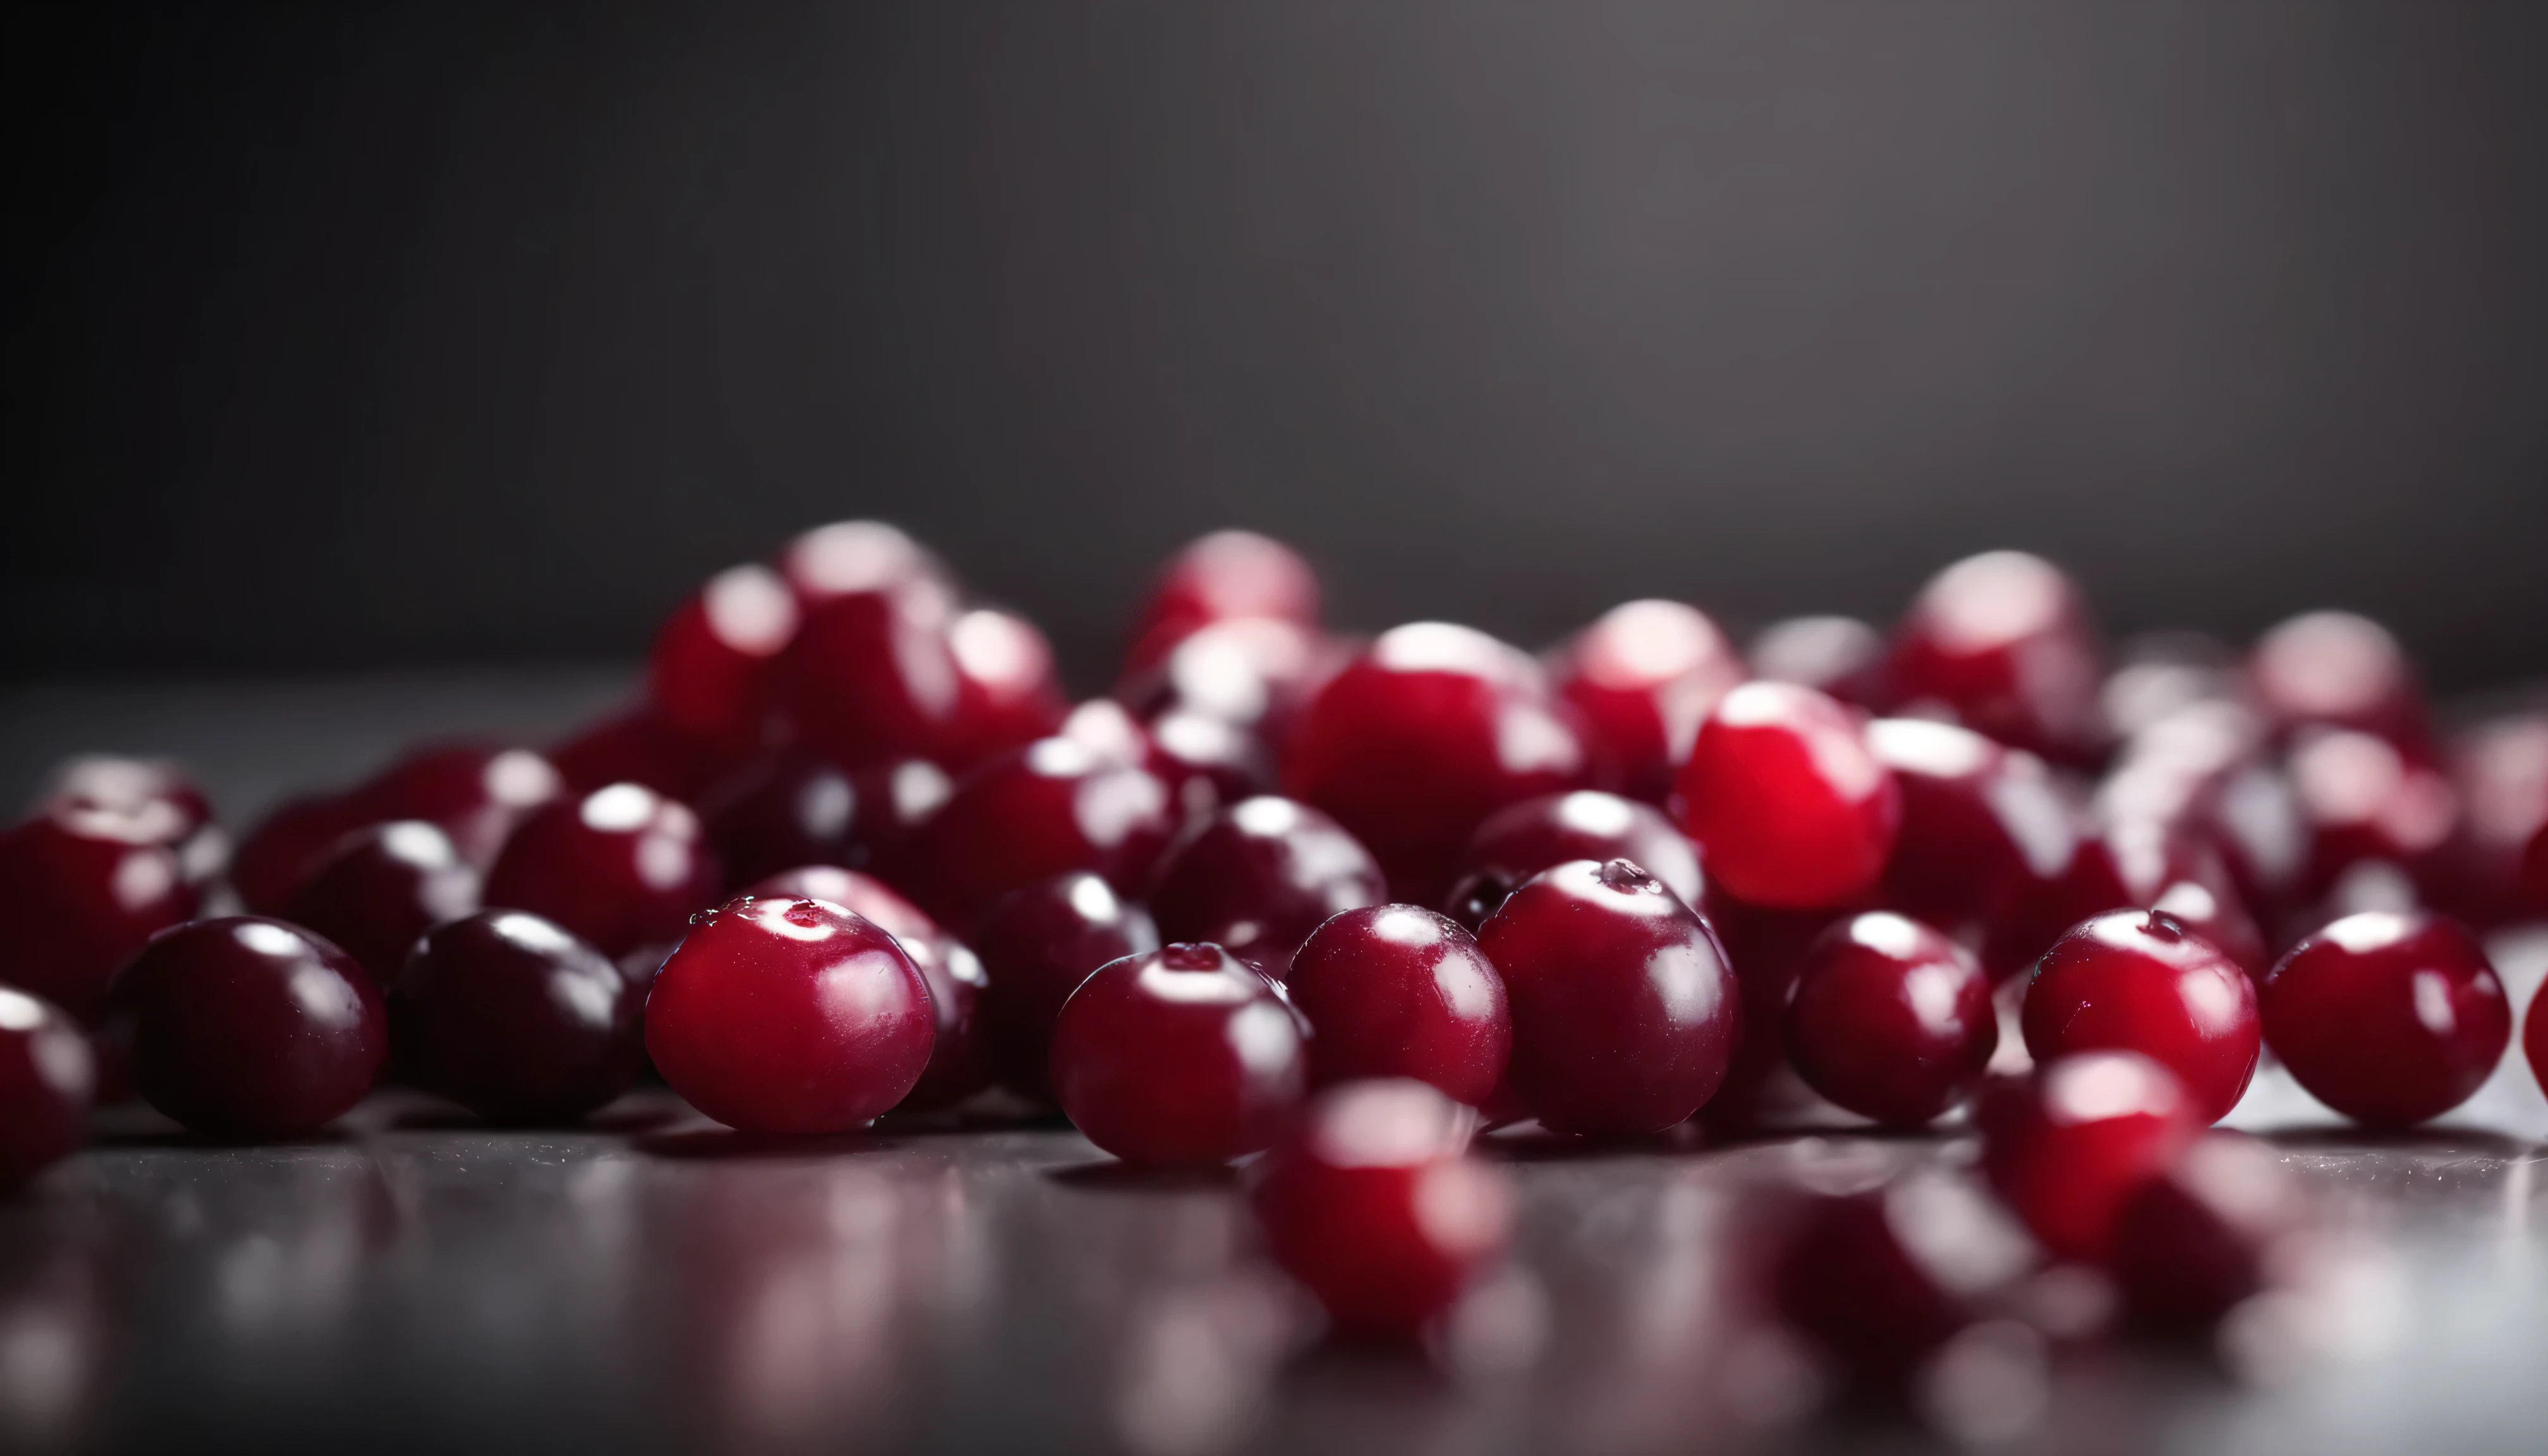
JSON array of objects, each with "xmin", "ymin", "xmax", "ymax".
[{"xmin": 4, "ymin": 524, "xmax": 2546, "ymax": 1383}]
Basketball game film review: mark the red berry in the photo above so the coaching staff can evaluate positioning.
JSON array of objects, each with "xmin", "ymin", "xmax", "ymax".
[
  {"xmin": 230, "ymin": 793, "xmax": 373, "ymax": 914},
  {"xmin": 1785, "ymin": 912, "xmax": 1996, "ymax": 1126},
  {"xmin": 0, "ymin": 984, "xmax": 95, "ymax": 1186},
  {"xmin": 779, "ymin": 585, "xmax": 974, "ymax": 770},
  {"xmin": 1767, "ymin": 1175, "xmax": 2028, "ymax": 1389},
  {"xmin": 36, "ymin": 755, "xmax": 223, "ymax": 884},
  {"xmin": 1979, "ymin": 818, "xmax": 2223, "ymax": 983},
  {"xmin": 2286, "ymin": 727, "xmax": 2458, "ymax": 894},
  {"xmin": 645, "ymin": 896, "xmax": 937, "ymax": 1133},
  {"xmin": 1979, "ymin": 1052, "xmax": 2200, "ymax": 1263},
  {"xmin": 1444, "ymin": 790, "xmax": 1702, "ymax": 932},
  {"xmin": 2426, "ymin": 712, "xmax": 2548, "ymax": 927},
  {"xmin": 973, "ymin": 873, "xmax": 1160, "ymax": 1103},
  {"xmin": 2022, "ymin": 909, "xmax": 2261, "ymax": 1124},
  {"xmin": 2145, "ymin": 877, "xmax": 2272, "ymax": 983},
  {"xmin": 110, "ymin": 918, "xmax": 385, "ymax": 1138},
  {"xmin": 1065, "ymin": 698, "xmax": 1273, "ymax": 825},
  {"xmin": 1478, "ymin": 859, "xmax": 1740, "ymax": 1134},
  {"xmin": 910, "ymin": 737, "xmax": 1177, "ymax": 927},
  {"xmin": 482, "ymin": 783, "xmax": 719, "ymax": 959},
  {"xmin": 2259, "ymin": 911, "xmax": 2511, "ymax": 1126},
  {"xmin": 1124, "ymin": 530, "xmax": 1321, "ymax": 674},
  {"xmin": 701, "ymin": 753, "xmax": 951, "ymax": 890},
  {"xmin": 648, "ymin": 564, "xmax": 801, "ymax": 752},
  {"xmin": 1698, "ymin": 890, "xmax": 1855, "ymax": 1124},
  {"xmin": 890, "ymin": 929, "xmax": 992, "ymax": 1113},
  {"xmin": 739, "ymin": 864, "xmax": 936, "ymax": 943},
  {"xmin": 0, "ymin": 810, "xmax": 199, "ymax": 1022},
  {"xmin": 1283, "ymin": 623, "xmax": 1591, "ymax": 907},
  {"xmin": 547, "ymin": 706, "xmax": 740, "ymax": 804},
  {"xmin": 1119, "ymin": 617, "xmax": 1338, "ymax": 751},
  {"xmin": 2523, "ymin": 822, "xmax": 2548, "ymax": 916},
  {"xmin": 285, "ymin": 821, "xmax": 481, "ymax": 985},
  {"xmin": 1553, "ymin": 599, "xmax": 1745, "ymax": 803},
  {"xmin": 1747, "ymin": 614, "xmax": 1887, "ymax": 710},
  {"xmin": 1149, "ymin": 796, "xmax": 1386, "ymax": 977},
  {"xmin": 1677, "ymin": 681, "xmax": 1900, "ymax": 910},
  {"xmin": 2250, "ymin": 610, "xmax": 2427, "ymax": 750},
  {"xmin": 1249, "ymin": 1080, "xmax": 1510, "ymax": 1335},
  {"xmin": 1887, "ymin": 550, "xmax": 2107, "ymax": 763},
  {"xmin": 1285, "ymin": 906, "xmax": 1511, "ymax": 1107},
  {"xmin": 1867, "ymin": 717, "xmax": 2077, "ymax": 931},
  {"xmin": 2525, "ymin": 969, "xmax": 2546, "ymax": 1096},
  {"xmin": 2109, "ymin": 1134, "xmax": 2293, "ymax": 1334},
  {"xmin": 943, "ymin": 607, "xmax": 1071, "ymax": 769},
  {"xmin": 357, "ymin": 743, "xmax": 565, "ymax": 867},
  {"xmin": 391, "ymin": 910, "xmax": 643, "ymax": 1123},
  {"xmin": 1048, "ymin": 943, "xmax": 1306, "ymax": 1164},
  {"xmin": 778, "ymin": 519, "xmax": 952, "ymax": 607}
]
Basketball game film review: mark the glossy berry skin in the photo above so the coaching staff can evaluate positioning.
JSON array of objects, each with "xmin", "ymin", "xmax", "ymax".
[
  {"xmin": 1064, "ymin": 698, "xmax": 1275, "ymax": 826},
  {"xmin": 547, "ymin": 707, "xmax": 738, "ymax": 805},
  {"xmin": 646, "ymin": 896, "xmax": 937, "ymax": 1133},
  {"xmin": 356, "ymin": 744, "xmax": 564, "ymax": 868},
  {"xmin": 1123, "ymin": 530, "xmax": 1322, "ymax": 675},
  {"xmin": 648, "ymin": 563, "xmax": 801, "ymax": 753},
  {"xmin": 1477, "ymin": 859, "xmax": 1740, "ymax": 1135},
  {"xmin": 702, "ymin": 754, "xmax": 952, "ymax": 890},
  {"xmin": 0, "ymin": 810, "xmax": 200, "ymax": 1022},
  {"xmin": 1978, "ymin": 1052, "xmax": 2200, "ymax": 1263},
  {"xmin": 1285, "ymin": 622, "xmax": 1592, "ymax": 907},
  {"xmin": 1676, "ymin": 681, "xmax": 1900, "ymax": 910},
  {"xmin": 2259, "ymin": 911, "xmax": 2510, "ymax": 1126},
  {"xmin": 2023, "ymin": 909, "xmax": 2261, "ymax": 1124},
  {"xmin": 1866, "ymin": 718, "xmax": 2077, "ymax": 931},
  {"xmin": 391, "ymin": 911, "xmax": 643, "ymax": 1123},
  {"xmin": 111, "ymin": 918, "xmax": 385, "ymax": 1138},
  {"xmin": 741, "ymin": 865, "xmax": 937, "ymax": 942},
  {"xmin": 1979, "ymin": 818, "xmax": 2223, "ymax": 983},
  {"xmin": 892, "ymin": 930, "xmax": 992, "ymax": 1113},
  {"xmin": 1747, "ymin": 615, "xmax": 1887, "ymax": 710},
  {"xmin": 780, "ymin": 590, "xmax": 1064, "ymax": 776},
  {"xmin": 2285, "ymin": 727, "xmax": 2458, "ymax": 895},
  {"xmin": 1785, "ymin": 913, "xmax": 1996, "ymax": 1126},
  {"xmin": 37, "ymin": 755, "xmax": 224, "ymax": 884},
  {"xmin": 973, "ymin": 873, "xmax": 1160, "ymax": 1103},
  {"xmin": 1444, "ymin": 791, "xmax": 1702, "ymax": 933},
  {"xmin": 1699, "ymin": 890, "xmax": 1856, "ymax": 1123},
  {"xmin": 1048, "ymin": 943, "xmax": 1306, "ymax": 1165},
  {"xmin": 911, "ymin": 737, "xmax": 1176, "ymax": 926},
  {"xmin": 1249, "ymin": 1081, "xmax": 1511, "ymax": 1336},
  {"xmin": 482, "ymin": 783, "xmax": 720, "ymax": 959},
  {"xmin": 1285, "ymin": 906, "xmax": 1511, "ymax": 1107},
  {"xmin": 2523, "ymin": 822, "xmax": 2548, "ymax": 916},
  {"xmin": 2249, "ymin": 610, "xmax": 2427, "ymax": 750},
  {"xmin": 1149, "ymin": 796, "xmax": 1386, "ymax": 977},
  {"xmin": 1554, "ymin": 600, "xmax": 1745, "ymax": 804},
  {"xmin": 1119, "ymin": 616, "xmax": 1337, "ymax": 750},
  {"xmin": 1886, "ymin": 550, "xmax": 2107, "ymax": 764},
  {"xmin": 0, "ymin": 984, "xmax": 96, "ymax": 1186},
  {"xmin": 285, "ymin": 822, "xmax": 481, "ymax": 985},
  {"xmin": 2110, "ymin": 1134, "xmax": 2293, "ymax": 1334}
]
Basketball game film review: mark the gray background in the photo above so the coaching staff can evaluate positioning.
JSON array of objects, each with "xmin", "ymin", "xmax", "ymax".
[{"xmin": 8, "ymin": 1, "xmax": 2545, "ymax": 693}]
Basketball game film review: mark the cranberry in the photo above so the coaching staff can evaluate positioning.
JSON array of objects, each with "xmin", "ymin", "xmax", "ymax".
[
  {"xmin": 2526, "ymin": 970, "xmax": 2547, "ymax": 1095},
  {"xmin": 230, "ymin": 793, "xmax": 374, "ymax": 913},
  {"xmin": 1699, "ymin": 890, "xmax": 1855, "ymax": 1124},
  {"xmin": 1285, "ymin": 906, "xmax": 1511, "ymax": 1106},
  {"xmin": 0, "ymin": 810, "xmax": 199, "ymax": 1022},
  {"xmin": 740, "ymin": 864, "xmax": 935, "ymax": 941},
  {"xmin": 2146, "ymin": 877, "xmax": 2272, "ymax": 981},
  {"xmin": 778, "ymin": 586, "xmax": 971, "ymax": 768},
  {"xmin": 2109, "ymin": 1134, "xmax": 2293, "ymax": 1334},
  {"xmin": 945, "ymin": 607, "xmax": 1071, "ymax": 767},
  {"xmin": 1066, "ymin": 698, "xmax": 1273, "ymax": 824},
  {"xmin": 1767, "ymin": 1176, "xmax": 2027, "ymax": 1390},
  {"xmin": 701, "ymin": 753, "xmax": 951, "ymax": 890},
  {"xmin": 646, "ymin": 896, "xmax": 936, "ymax": 1132},
  {"xmin": 1149, "ymin": 796, "xmax": 1386, "ymax": 976},
  {"xmin": 1979, "ymin": 1052, "xmax": 2200, "ymax": 1263},
  {"xmin": 2258, "ymin": 911, "xmax": 2511, "ymax": 1125},
  {"xmin": 0, "ymin": 984, "xmax": 95, "ymax": 1186},
  {"xmin": 1747, "ymin": 614, "xmax": 1887, "ymax": 710},
  {"xmin": 1123, "ymin": 530, "xmax": 1321, "ymax": 675},
  {"xmin": 1886, "ymin": 550, "xmax": 2108, "ymax": 763},
  {"xmin": 1867, "ymin": 718, "xmax": 2077, "ymax": 931},
  {"xmin": 2099, "ymin": 634, "xmax": 2248, "ymax": 741},
  {"xmin": 1477, "ymin": 859, "xmax": 1740, "ymax": 1134},
  {"xmin": 1785, "ymin": 912, "xmax": 1996, "ymax": 1126},
  {"xmin": 1048, "ymin": 943, "xmax": 1306, "ymax": 1164},
  {"xmin": 109, "ymin": 918, "xmax": 385, "ymax": 1137},
  {"xmin": 284, "ymin": 821, "xmax": 481, "ymax": 985},
  {"xmin": 391, "ymin": 910, "xmax": 643, "ymax": 1122},
  {"xmin": 2286, "ymin": 727, "xmax": 2458, "ymax": 894},
  {"xmin": 2425, "ymin": 712, "xmax": 2548, "ymax": 928},
  {"xmin": 356, "ymin": 743, "xmax": 565, "ymax": 867},
  {"xmin": 1979, "ymin": 818, "xmax": 2223, "ymax": 982},
  {"xmin": 1249, "ymin": 1080, "xmax": 1511, "ymax": 1335},
  {"xmin": 1443, "ymin": 790, "xmax": 1702, "ymax": 932},
  {"xmin": 481, "ymin": 783, "xmax": 720, "ymax": 959},
  {"xmin": 648, "ymin": 563, "xmax": 801, "ymax": 753},
  {"xmin": 909, "ymin": 737, "xmax": 1176, "ymax": 926},
  {"xmin": 892, "ymin": 931, "xmax": 992, "ymax": 1113},
  {"xmin": 2022, "ymin": 910, "xmax": 2260, "ymax": 1124},
  {"xmin": 778, "ymin": 519, "xmax": 952, "ymax": 607},
  {"xmin": 548, "ymin": 707, "xmax": 739, "ymax": 804},
  {"xmin": 2249, "ymin": 610, "xmax": 2427, "ymax": 749},
  {"xmin": 1677, "ymin": 681, "xmax": 1900, "ymax": 910},
  {"xmin": 37, "ymin": 755, "xmax": 224, "ymax": 883},
  {"xmin": 1120, "ymin": 616, "xmax": 1339, "ymax": 749},
  {"xmin": 1283, "ymin": 622, "xmax": 1591, "ymax": 907},
  {"xmin": 1554, "ymin": 600, "xmax": 1745, "ymax": 803},
  {"xmin": 2525, "ymin": 822, "xmax": 2548, "ymax": 916},
  {"xmin": 972, "ymin": 873, "xmax": 1160, "ymax": 1103}
]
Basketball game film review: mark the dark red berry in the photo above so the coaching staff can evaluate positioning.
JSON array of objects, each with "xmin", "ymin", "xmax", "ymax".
[
  {"xmin": 645, "ymin": 896, "xmax": 937, "ymax": 1133},
  {"xmin": 482, "ymin": 783, "xmax": 719, "ymax": 959},
  {"xmin": 2109, "ymin": 1134, "xmax": 2293, "ymax": 1334},
  {"xmin": 356, "ymin": 743, "xmax": 565, "ymax": 868},
  {"xmin": 909, "ymin": 737, "xmax": 1176, "ymax": 926},
  {"xmin": 1768, "ymin": 1175, "xmax": 2027, "ymax": 1390},
  {"xmin": 1065, "ymin": 698, "xmax": 1273, "ymax": 825},
  {"xmin": 1149, "ymin": 796, "xmax": 1386, "ymax": 976},
  {"xmin": 1747, "ymin": 615, "xmax": 1886, "ymax": 710},
  {"xmin": 1048, "ymin": 943, "xmax": 1306, "ymax": 1164},
  {"xmin": 110, "ymin": 918, "xmax": 385, "ymax": 1138},
  {"xmin": 2424, "ymin": 712, "xmax": 2548, "ymax": 928},
  {"xmin": 2258, "ymin": 911, "xmax": 2510, "ymax": 1126},
  {"xmin": 740, "ymin": 864, "xmax": 936, "ymax": 942},
  {"xmin": 891, "ymin": 930, "xmax": 992, "ymax": 1113},
  {"xmin": 1444, "ymin": 790, "xmax": 1702, "ymax": 933},
  {"xmin": 973, "ymin": 873, "xmax": 1159, "ymax": 1103},
  {"xmin": 1553, "ymin": 599, "xmax": 1745, "ymax": 803},
  {"xmin": 1249, "ymin": 1080, "xmax": 1510, "ymax": 1335},
  {"xmin": 1119, "ymin": 616, "xmax": 1338, "ymax": 750},
  {"xmin": 2523, "ymin": 822, "xmax": 2548, "ymax": 916},
  {"xmin": 778, "ymin": 519, "xmax": 952, "ymax": 608},
  {"xmin": 1866, "ymin": 717, "xmax": 2077, "ymax": 931},
  {"xmin": 230, "ymin": 793, "xmax": 374, "ymax": 914},
  {"xmin": 1785, "ymin": 912, "xmax": 1996, "ymax": 1126},
  {"xmin": 1478, "ymin": 859, "xmax": 1740, "ymax": 1134},
  {"xmin": 391, "ymin": 910, "xmax": 643, "ymax": 1123},
  {"xmin": 548, "ymin": 706, "xmax": 741, "ymax": 804},
  {"xmin": 2250, "ymin": 610, "xmax": 2427, "ymax": 750},
  {"xmin": 284, "ymin": 821, "xmax": 480, "ymax": 985},
  {"xmin": 1887, "ymin": 550, "xmax": 2107, "ymax": 763},
  {"xmin": 648, "ymin": 564, "xmax": 800, "ymax": 753},
  {"xmin": 0, "ymin": 984, "xmax": 95, "ymax": 1186},
  {"xmin": 701, "ymin": 753, "xmax": 951, "ymax": 890},
  {"xmin": 1285, "ymin": 906, "xmax": 1511, "ymax": 1107},
  {"xmin": 2525, "ymin": 969, "xmax": 2546, "ymax": 1096},
  {"xmin": 0, "ymin": 810, "xmax": 199, "ymax": 1022},
  {"xmin": 1979, "ymin": 1052, "xmax": 2200, "ymax": 1263},
  {"xmin": 36, "ymin": 755, "xmax": 224, "ymax": 884},
  {"xmin": 1124, "ymin": 530, "xmax": 1321, "ymax": 676},
  {"xmin": 2286, "ymin": 727, "xmax": 2458, "ymax": 895},
  {"xmin": 1677, "ymin": 682, "xmax": 1899, "ymax": 910},
  {"xmin": 1979, "ymin": 818, "xmax": 2224, "ymax": 983},
  {"xmin": 2022, "ymin": 909, "xmax": 2260, "ymax": 1124},
  {"xmin": 945, "ymin": 607, "xmax": 1072, "ymax": 768}
]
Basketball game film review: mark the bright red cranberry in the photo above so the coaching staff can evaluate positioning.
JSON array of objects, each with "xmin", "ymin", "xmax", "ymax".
[
  {"xmin": 391, "ymin": 910, "xmax": 642, "ymax": 1122},
  {"xmin": 909, "ymin": 737, "xmax": 1176, "ymax": 926},
  {"xmin": 2110, "ymin": 1134, "xmax": 2293, "ymax": 1334},
  {"xmin": 777, "ymin": 586, "xmax": 968, "ymax": 768},
  {"xmin": 1867, "ymin": 718, "xmax": 2077, "ymax": 931},
  {"xmin": 1479, "ymin": 859, "xmax": 1740, "ymax": 1134},
  {"xmin": 1124, "ymin": 530, "xmax": 1321, "ymax": 675},
  {"xmin": 110, "ymin": 918, "xmax": 385, "ymax": 1137},
  {"xmin": 1249, "ymin": 1080, "xmax": 1511, "ymax": 1335},
  {"xmin": 701, "ymin": 753, "xmax": 951, "ymax": 890},
  {"xmin": 1285, "ymin": 906, "xmax": 1511, "ymax": 1106},
  {"xmin": 1120, "ymin": 616, "xmax": 1340, "ymax": 751},
  {"xmin": 0, "ymin": 810, "xmax": 199, "ymax": 1022},
  {"xmin": 648, "ymin": 563, "xmax": 801, "ymax": 753},
  {"xmin": 1149, "ymin": 796, "xmax": 1386, "ymax": 976},
  {"xmin": 1555, "ymin": 600, "xmax": 1745, "ymax": 803},
  {"xmin": 1048, "ymin": 943, "xmax": 1306, "ymax": 1164},
  {"xmin": 646, "ymin": 895, "xmax": 935, "ymax": 1132},
  {"xmin": 2022, "ymin": 909, "xmax": 2260, "ymax": 1124},
  {"xmin": 357, "ymin": 743, "xmax": 565, "ymax": 868},
  {"xmin": 1444, "ymin": 790, "xmax": 1702, "ymax": 933},
  {"xmin": 482, "ymin": 783, "xmax": 719, "ymax": 959},
  {"xmin": 0, "ymin": 984, "xmax": 95, "ymax": 1186},
  {"xmin": 1980, "ymin": 818, "xmax": 2224, "ymax": 982},
  {"xmin": 1785, "ymin": 912, "xmax": 1996, "ymax": 1126},
  {"xmin": 972, "ymin": 873, "xmax": 1160, "ymax": 1103},
  {"xmin": 2259, "ymin": 911, "xmax": 2511, "ymax": 1125},
  {"xmin": 37, "ymin": 755, "xmax": 224, "ymax": 883},
  {"xmin": 1698, "ymin": 890, "xmax": 1855, "ymax": 1124},
  {"xmin": 1979, "ymin": 1052, "xmax": 2200, "ymax": 1263},
  {"xmin": 230, "ymin": 793, "xmax": 374, "ymax": 914},
  {"xmin": 2250, "ymin": 610, "xmax": 2427, "ymax": 749},
  {"xmin": 2286, "ymin": 727, "xmax": 2458, "ymax": 895},
  {"xmin": 548, "ymin": 706, "xmax": 739, "ymax": 804},
  {"xmin": 1747, "ymin": 614, "xmax": 1887, "ymax": 710},
  {"xmin": 284, "ymin": 821, "xmax": 480, "ymax": 985},
  {"xmin": 1677, "ymin": 681, "xmax": 1899, "ymax": 910},
  {"xmin": 1768, "ymin": 1176, "xmax": 2026, "ymax": 1390},
  {"xmin": 1283, "ymin": 623, "xmax": 1592, "ymax": 907},
  {"xmin": 778, "ymin": 519, "xmax": 952, "ymax": 607},
  {"xmin": 1887, "ymin": 550, "xmax": 2108, "ymax": 763}
]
